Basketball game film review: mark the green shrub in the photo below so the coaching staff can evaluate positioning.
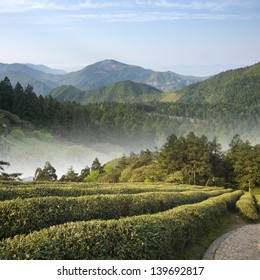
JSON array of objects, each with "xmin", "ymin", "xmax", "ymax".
[
  {"xmin": 0, "ymin": 183, "xmax": 225, "ymax": 201},
  {"xmin": 0, "ymin": 189, "xmax": 230, "ymax": 239},
  {"xmin": 236, "ymin": 193, "xmax": 260, "ymax": 222},
  {"xmin": 10, "ymin": 129, "xmax": 25, "ymax": 140},
  {"xmin": 254, "ymin": 195, "xmax": 260, "ymax": 212},
  {"xmin": 0, "ymin": 191, "xmax": 242, "ymax": 260}
]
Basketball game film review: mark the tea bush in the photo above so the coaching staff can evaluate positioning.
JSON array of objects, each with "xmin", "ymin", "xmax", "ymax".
[
  {"xmin": 0, "ymin": 183, "xmax": 224, "ymax": 201},
  {"xmin": 0, "ymin": 191, "xmax": 242, "ymax": 260},
  {"xmin": 236, "ymin": 193, "xmax": 260, "ymax": 222},
  {"xmin": 0, "ymin": 189, "xmax": 229, "ymax": 239},
  {"xmin": 255, "ymin": 195, "xmax": 260, "ymax": 211}
]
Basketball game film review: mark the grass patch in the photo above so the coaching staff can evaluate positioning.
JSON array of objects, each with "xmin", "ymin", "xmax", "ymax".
[{"xmin": 181, "ymin": 212, "xmax": 232, "ymax": 259}]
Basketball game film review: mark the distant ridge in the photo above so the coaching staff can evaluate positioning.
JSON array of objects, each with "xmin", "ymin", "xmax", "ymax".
[
  {"xmin": 49, "ymin": 80, "xmax": 163, "ymax": 104},
  {"xmin": 60, "ymin": 59, "xmax": 205, "ymax": 92},
  {"xmin": 0, "ymin": 60, "xmax": 205, "ymax": 96},
  {"xmin": 25, "ymin": 64, "xmax": 67, "ymax": 75}
]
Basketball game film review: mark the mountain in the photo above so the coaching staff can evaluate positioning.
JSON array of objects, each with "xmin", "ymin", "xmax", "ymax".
[
  {"xmin": 0, "ymin": 63, "xmax": 58, "ymax": 95},
  {"xmin": 49, "ymin": 80, "xmax": 163, "ymax": 104},
  {"xmin": 0, "ymin": 60, "xmax": 205, "ymax": 96},
  {"xmin": 60, "ymin": 60, "xmax": 205, "ymax": 92},
  {"xmin": 49, "ymin": 85, "xmax": 85, "ymax": 102},
  {"xmin": 25, "ymin": 64, "xmax": 67, "ymax": 75},
  {"xmin": 173, "ymin": 62, "xmax": 260, "ymax": 105}
]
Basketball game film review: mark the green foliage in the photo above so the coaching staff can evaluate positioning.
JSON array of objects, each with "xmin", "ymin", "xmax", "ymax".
[
  {"xmin": 0, "ymin": 188, "xmax": 231, "ymax": 240},
  {"xmin": 84, "ymin": 170, "xmax": 100, "ymax": 182},
  {"xmin": 59, "ymin": 166, "xmax": 79, "ymax": 182},
  {"xmin": 176, "ymin": 62, "xmax": 260, "ymax": 106},
  {"xmin": 50, "ymin": 81, "xmax": 163, "ymax": 104},
  {"xmin": 1, "ymin": 72, "xmax": 259, "ymax": 151},
  {"xmin": 0, "ymin": 183, "xmax": 220, "ymax": 201},
  {"xmin": 34, "ymin": 161, "xmax": 57, "ymax": 181},
  {"xmin": 0, "ymin": 191, "xmax": 241, "ymax": 260},
  {"xmin": 158, "ymin": 133, "xmax": 216, "ymax": 185},
  {"xmin": 49, "ymin": 85, "xmax": 84, "ymax": 102},
  {"xmin": 10, "ymin": 129, "xmax": 25, "ymax": 140},
  {"xmin": 91, "ymin": 158, "xmax": 103, "ymax": 172},
  {"xmin": 0, "ymin": 160, "xmax": 22, "ymax": 181},
  {"xmin": 227, "ymin": 135, "xmax": 260, "ymax": 190},
  {"xmin": 236, "ymin": 193, "xmax": 260, "ymax": 222},
  {"xmin": 255, "ymin": 195, "xmax": 260, "ymax": 212},
  {"xmin": 34, "ymin": 131, "xmax": 53, "ymax": 142}
]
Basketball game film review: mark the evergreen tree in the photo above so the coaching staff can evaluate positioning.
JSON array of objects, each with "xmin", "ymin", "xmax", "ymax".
[
  {"xmin": 91, "ymin": 158, "xmax": 103, "ymax": 172},
  {"xmin": 0, "ymin": 160, "xmax": 22, "ymax": 181},
  {"xmin": 34, "ymin": 161, "xmax": 57, "ymax": 181},
  {"xmin": 60, "ymin": 166, "xmax": 79, "ymax": 182},
  {"xmin": 227, "ymin": 135, "xmax": 260, "ymax": 191},
  {"xmin": 78, "ymin": 166, "xmax": 90, "ymax": 181}
]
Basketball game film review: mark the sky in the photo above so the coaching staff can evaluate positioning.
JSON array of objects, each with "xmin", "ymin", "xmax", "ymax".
[{"xmin": 0, "ymin": 0, "xmax": 260, "ymax": 76}]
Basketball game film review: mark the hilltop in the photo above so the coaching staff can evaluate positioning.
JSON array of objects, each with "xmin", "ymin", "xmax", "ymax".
[{"xmin": 49, "ymin": 80, "xmax": 163, "ymax": 104}]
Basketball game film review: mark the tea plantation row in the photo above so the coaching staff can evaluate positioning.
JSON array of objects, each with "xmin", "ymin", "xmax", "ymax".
[
  {"xmin": 0, "ymin": 182, "xmax": 223, "ymax": 201},
  {"xmin": 0, "ymin": 191, "xmax": 242, "ymax": 259},
  {"xmin": 236, "ymin": 193, "xmax": 260, "ymax": 222},
  {"xmin": 0, "ymin": 189, "xmax": 230, "ymax": 239}
]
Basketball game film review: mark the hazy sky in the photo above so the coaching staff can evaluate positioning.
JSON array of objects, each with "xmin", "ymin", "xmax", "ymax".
[{"xmin": 0, "ymin": 0, "xmax": 259, "ymax": 75}]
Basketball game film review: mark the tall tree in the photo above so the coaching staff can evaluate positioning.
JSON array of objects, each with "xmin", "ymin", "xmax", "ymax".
[
  {"xmin": 60, "ymin": 166, "xmax": 79, "ymax": 182},
  {"xmin": 227, "ymin": 135, "xmax": 260, "ymax": 191},
  {"xmin": 91, "ymin": 158, "xmax": 103, "ymax": 172},
  {"xmin": 34, "ymin": 161, "xmax": 57, "ymax": 181}
]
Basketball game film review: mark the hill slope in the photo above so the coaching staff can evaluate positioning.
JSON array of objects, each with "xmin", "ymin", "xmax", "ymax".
[
  {"xmin": 61, "ymin": 59, "xmax": 204, "ymax": 92},
  {"xmin": 0, "ymin": 63, "xmax": 58, "ymax": 95},
  {"xmin": 25, "ymin": 64, "xmax": 67, "ymax": 75},
  {"xmin": 0, "ymin": 60, "xmax": 205, "ymax": 96},
  {"xmin": 50, "ymin": 80, "xmax": 163, "ymax": 103},
  {"xmin": 49, "ymin": 85, "xmax": 85, "ymax": 102},
  {"xmin": 174, "ymin": 62, "xmax": 260, "ymax": 105}
]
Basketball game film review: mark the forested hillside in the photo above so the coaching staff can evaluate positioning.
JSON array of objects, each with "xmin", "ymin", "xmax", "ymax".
[
  {"xmin": 92, "ymin": 133, "xmax": 259, "ymax": 190},
  {"xmin": 0, "ymin": 73, "xmax": 259, "ymax": 151},
  {"xmin": 175, "ymin": 62, "xmax": 260, "ymax": 105},
  {"xmin": 49, "ymin": 80, "xmax": 163, "ymax": 104}
]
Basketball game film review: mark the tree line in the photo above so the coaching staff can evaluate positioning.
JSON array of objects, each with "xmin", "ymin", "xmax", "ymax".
[
  {"xmin": 1, "ymin": 77, "xmax": 259, "ymax": 150},
  {"xmin": 7, "ymin": 133, "xmax": 254, "ymax": 191}
]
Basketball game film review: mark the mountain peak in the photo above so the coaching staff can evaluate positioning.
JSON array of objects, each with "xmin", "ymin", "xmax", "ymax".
[{"xmin": 89, "ymin": 59, "xmax": 130, "ymax": 71}]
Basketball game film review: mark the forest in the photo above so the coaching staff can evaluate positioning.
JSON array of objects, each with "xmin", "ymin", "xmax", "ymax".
[
  {"xmin": 0, "ymin": 75, "xmax": 259, "ymax": 189},
  {"xmin": 1, "ymin": 132, "xmax": 259, "ymax": 192},
  {"xmin": 0, "ymin": 76, "xmax": 259, "ymax": 150}
]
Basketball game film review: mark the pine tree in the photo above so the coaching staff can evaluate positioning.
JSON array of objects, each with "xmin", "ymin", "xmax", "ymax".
[{"xmin": 34, "ymin": 161, "xmax": 57, "ymax": 181}]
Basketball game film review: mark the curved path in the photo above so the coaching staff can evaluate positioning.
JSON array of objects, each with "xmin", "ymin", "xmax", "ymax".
[{"xmin": 203, "ymin": 223, "xmax": 260, "ymax": 260}]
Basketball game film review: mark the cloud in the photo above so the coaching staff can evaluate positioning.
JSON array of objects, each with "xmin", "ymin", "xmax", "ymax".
[
  {"xmin": 154, "ymin": 0, "xmax": 257, "ymax": 11},
  {"xmin": 64, "ymin": 11, "xmax": 251, "ymax": 23},
  {"xmin": 0, "ymin": 0, "xmax": 131, "ymax": 13},
  {"xmin": 1, "ymin": 0, "xmax": 258, "ymax": 22}
]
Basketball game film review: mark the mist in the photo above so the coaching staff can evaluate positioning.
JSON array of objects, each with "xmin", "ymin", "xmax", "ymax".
[
  {"xmin": 1, "ymin": 122, "xmax": 259, "ymax": 181},
  {"xmin": 0, "ymin": 137, "xmax": 124, "ymax": 179},
  {"xmin": 0, "ymin": 132, "xmax": 160, "ymax": 180}
]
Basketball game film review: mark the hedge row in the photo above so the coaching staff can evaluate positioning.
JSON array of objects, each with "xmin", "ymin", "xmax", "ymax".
[
  {"xmin": 0, "ymin": 190, "xmax": 242, "ymax": 260},
  {"xmin": 0, "ymin": 189, "xmax": 230, "ymax": 239},
  {"xmin": 236, "ymin": 193, "xmax": 260, "ymax": 222},
  {"xmin": 255, "ymin": 195, "xmax": 260, "ymax": 211},
  {"xmin": 0, "ymin": 183, "xmax": 223, "ymax": 201}
]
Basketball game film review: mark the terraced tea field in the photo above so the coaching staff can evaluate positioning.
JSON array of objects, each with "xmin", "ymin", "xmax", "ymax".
[{"xmin": 0, "ymin": 182, "xmax": 243, "ymax": 259}]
